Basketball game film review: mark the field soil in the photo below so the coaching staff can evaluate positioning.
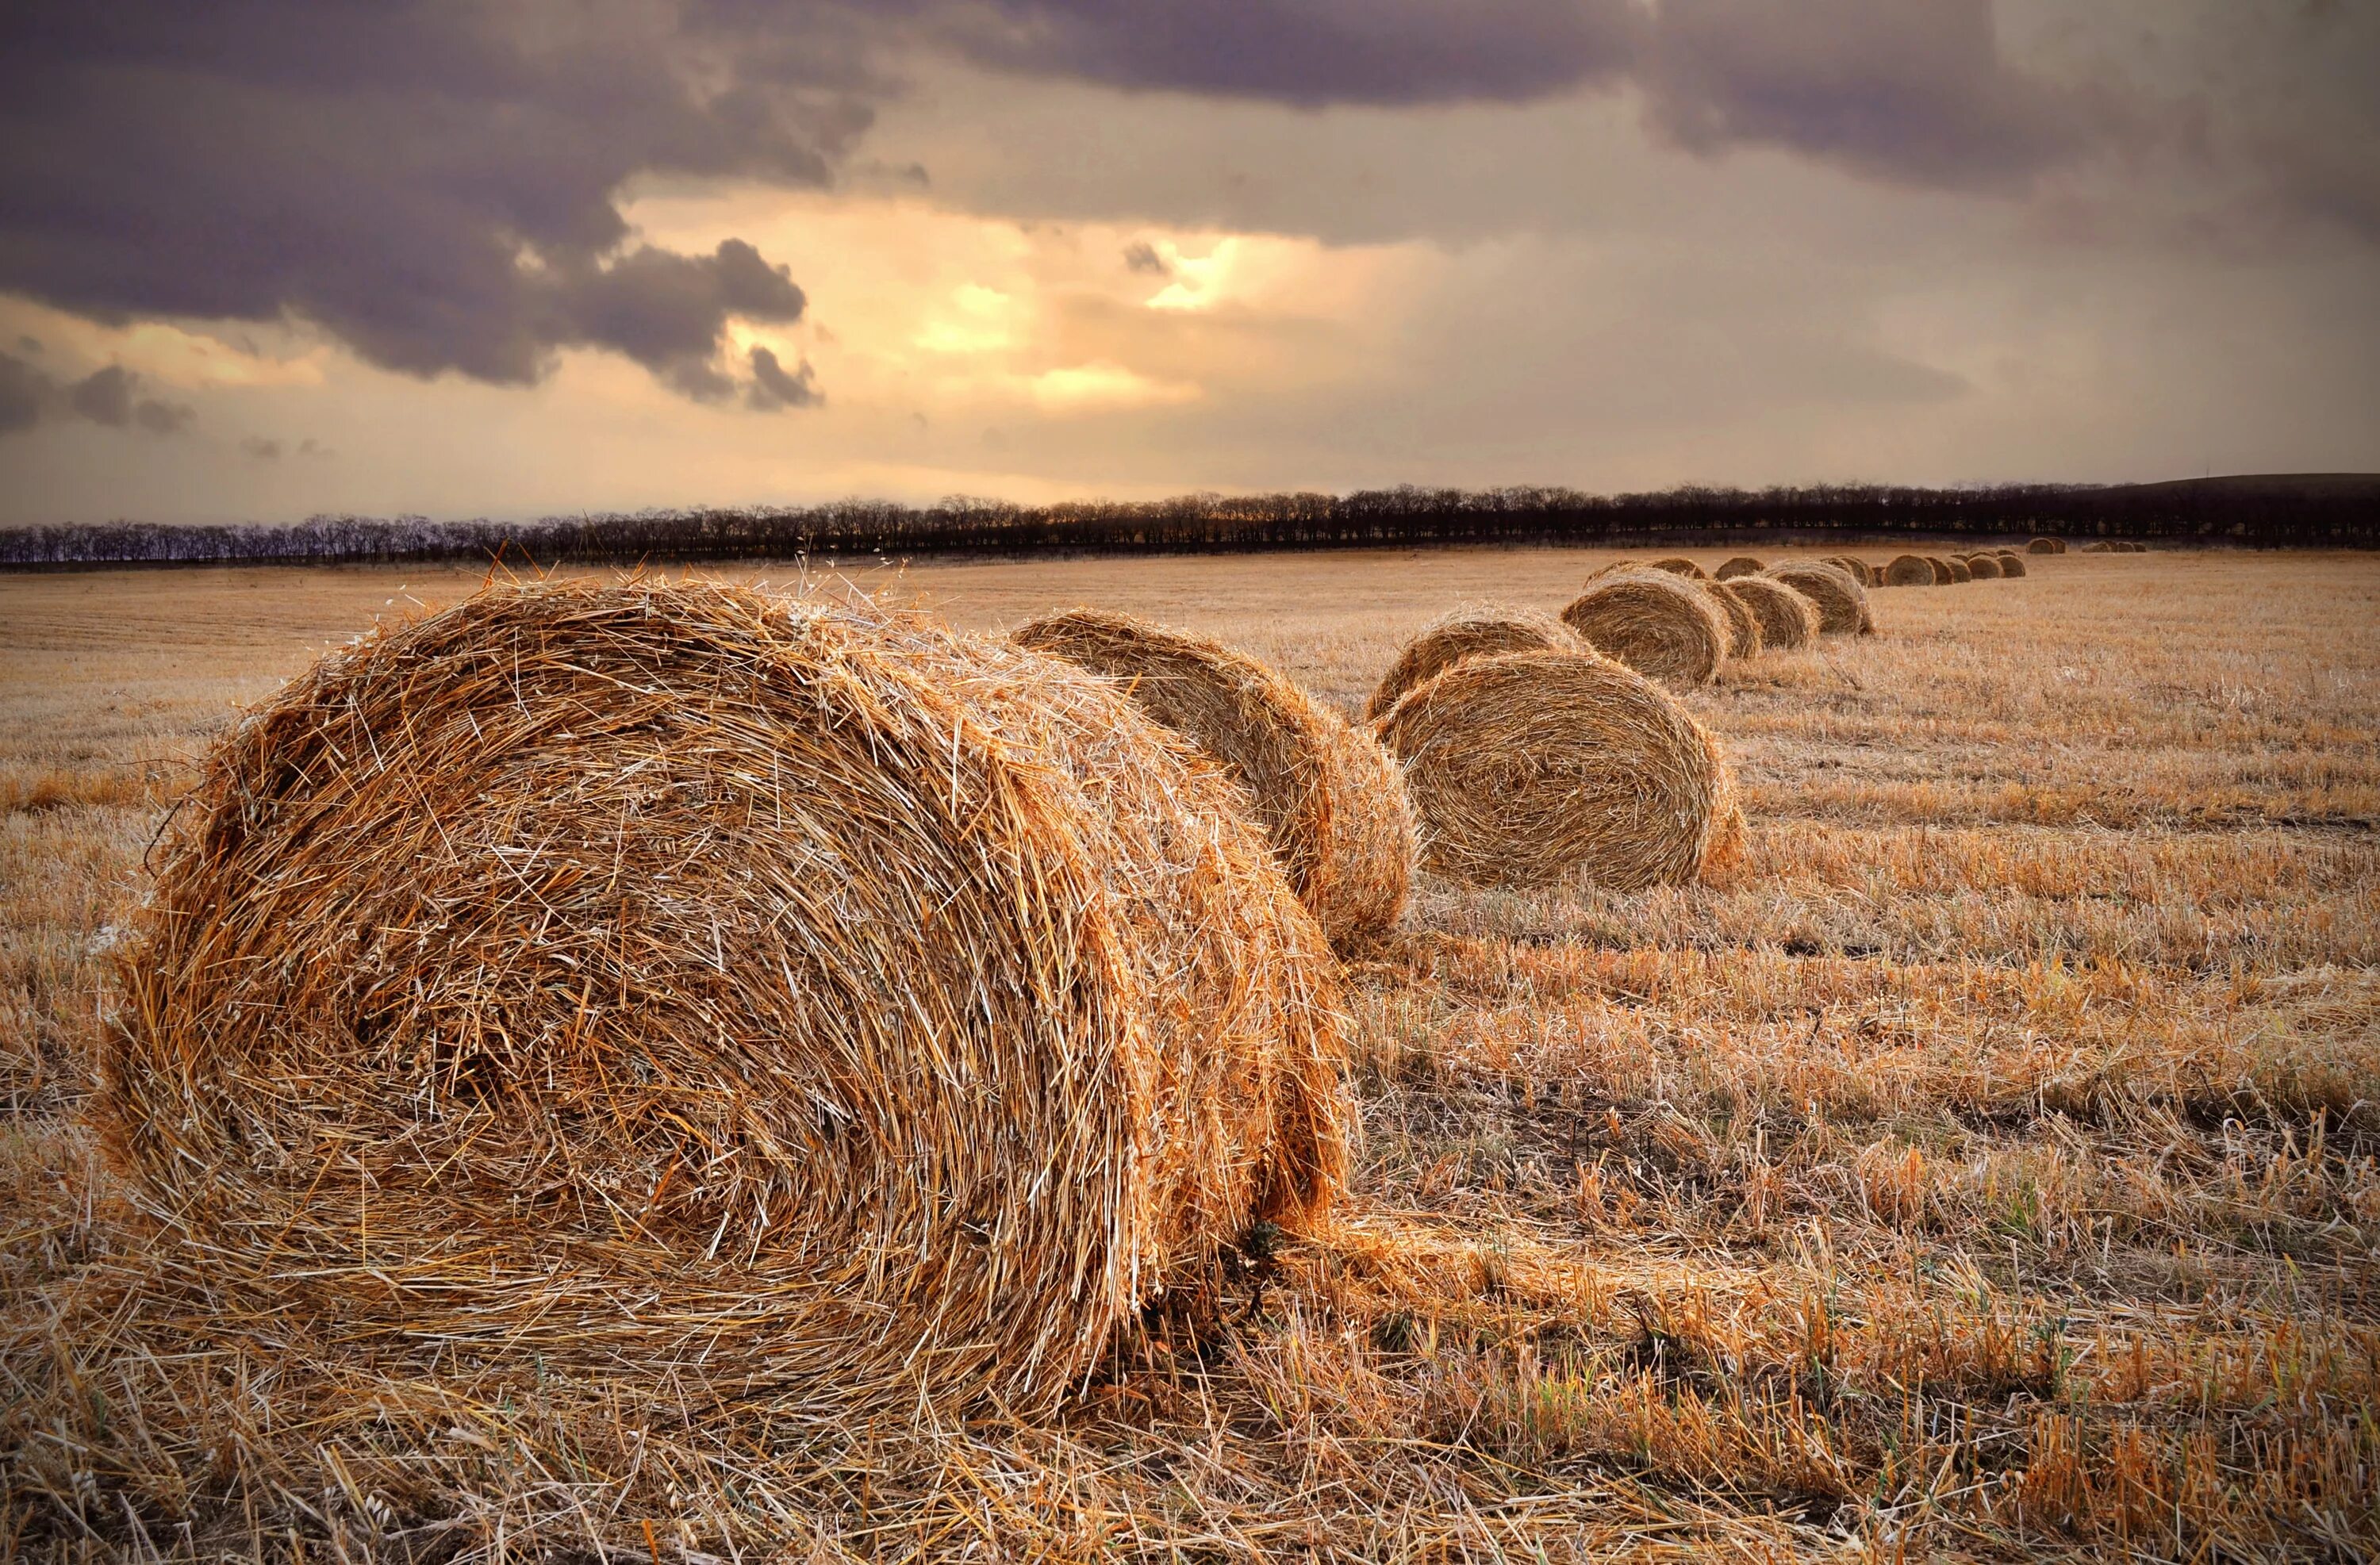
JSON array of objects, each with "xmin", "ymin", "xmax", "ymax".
[{"xmin": 4, "ymin": 547, "xmax": 2378, "ymax": 1560}]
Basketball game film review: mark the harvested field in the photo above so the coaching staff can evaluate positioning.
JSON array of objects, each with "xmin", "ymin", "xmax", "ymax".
[{"xmin": 5, "ymin": 546, "xmax": 2378, "ymax": 1563}]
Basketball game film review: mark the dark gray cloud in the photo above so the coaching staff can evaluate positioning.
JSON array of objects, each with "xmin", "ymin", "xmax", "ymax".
[
  {"xmin": 1639, "ymin": 0, "xmax": 2097, "ymax": 190},
  {"xmin": 241, "ymin": 436, "xmax": 282, "ymax": 460},
  {"xmin": 0, "ymin": 353, "xmax": 194, "ymax": 439},
  {"xmin": 747, "ymin": 346, "xmax": 822, "ymax": 410},
  {"xmin": 0, "ymin": 2, "xmax": 862, "ymax": 401},
  {"xmin": 942, "ymin": 0, "xmax": 1640, "ymax": 105},
  {"xmin": 1122, "ymin": 241, "xmax": 1169, "ymax": 275}
]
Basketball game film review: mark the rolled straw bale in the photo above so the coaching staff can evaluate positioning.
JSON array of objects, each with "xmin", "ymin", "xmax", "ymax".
[
  {"xmin": 1884, "ymin": 554, "xmax": 1934, "ymax": 587},
  {"xmin": 1725, "ymin": 574, "xmax": 1821, "ymax": 650},
  {"xmin": 1764, "ymin": 561, "xmax": 1875, "ymax": 635},
  {"xmin": 1939, "ymin": 555, "xmax": 1974, "ymax": 582},
  {"xmin": 1016, "ymin": 608, "xmax": 1414, "ymax": 953},
  {"xmin": 1705, "ymin": 579, "xmax": 1765, "ymax": 660},
  {"xmin": 2080, "ymin": 540, "xmax": 2113, "ymax": 553},
  {"xmin": 1994, "ymin": 551, "xmax": 2027, "ymax": 577},
  {"xmin": 1646, "ymin": 556, "xmax": 1711, "ymax": 580},
  {"xmin": 2027, "ymin": 537, "xmax": 2065, "ymax": 554},
  {"xmin": 1560, "ymin": 570, "xmax": 1731, "ymax": 686},
  {"xmin": 1964, "ymin": 553, "xmax": 2003, "ymax": 579},
  {"xmin": 1364, "ymin": 604, "xmax": 1587, "ymax": 722},
  {"xmin": 1714, "ymin": 555, "xmax": 1765, "ymax": 580},
  {"xmin": 1823, "ymin": 555, "xmax": 1875, "ymax": 585},
  {"xmin": 106, "ymin": 579, "xmax": 1349, "ymax": 1417},
  {"xmin": 1373, "ymin": 650, "xmax": 1731, "ymax": 889}
]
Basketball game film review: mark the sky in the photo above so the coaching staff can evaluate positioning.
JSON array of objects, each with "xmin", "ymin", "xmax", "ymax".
[{"xmin": 2, "ymin": 1, "xmax": 2376, "ymax": 525}]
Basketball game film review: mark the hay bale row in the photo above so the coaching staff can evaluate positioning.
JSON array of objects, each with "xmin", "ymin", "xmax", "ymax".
[
  {"xmin": 1016, "ymin": 609, "xmax": 1414, "ymax": 953},
  {"xmin": 2028, "ymin": 537, "xmax": 2067, "ymax": 554},
  {"xmin": 108, "ymin": 580, "xmax": 1352, "ymax": 1419}
]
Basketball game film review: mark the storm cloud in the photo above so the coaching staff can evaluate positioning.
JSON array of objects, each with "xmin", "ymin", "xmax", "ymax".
[{"xmin": 0, "ymin": 354, "xmax": 194, "ymax": 440}]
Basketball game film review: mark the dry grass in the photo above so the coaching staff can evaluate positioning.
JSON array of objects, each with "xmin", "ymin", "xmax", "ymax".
[
  {"xmin": 1017, "ymin": 607, "xmax": 1415, "ymax": 952},
  {"xmin": 4, "ymin": 546, "xmax": 2378, "ymax": 1562}
]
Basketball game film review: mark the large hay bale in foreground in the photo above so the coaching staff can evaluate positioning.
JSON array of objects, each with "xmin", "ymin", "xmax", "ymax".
[
  {"xmin": 2027, "ymin": 537, "xmax": 2065, "ymax": 554},
  {"xmin": 1964, "ymin": 553, "xmax": 2003, "ymax": 579},
  {"xmin": 1364, "ymin": 605, "xmax": 1588, "ymax": 722},
  {"xmin": 1705, "ymin": 580, "xmax": 1764, "ymax": 660},
  {"xmin": 1373, "ymin": 650, "xmax": 1730, "ymax": 889},
  {"xmin": 1017, "ymin": 608, "xmax": 1414, "ymax": 953},
  {"xmin": 1725, "ymin": 575, "xmax": 1821, "ymax": 650},
  {"xmin": 1560, "ymin": 570, "xmax": 1731, "ymax": 686},
  {"xmin": 1994, "ymin": 551, "xmax": 2028, "ymax": 577},
  {"xmin": 1646, "ymin": 556, "xmax": 1711, "ymax": 581},
  {"xmin": 1764, "ymin": 561, "xmax": 1874, "ymax": 635},
  {"xmin": 106, "ymin": 580, "xmax": 1349, "ymax": 1417},
  {"xmin": 1885, "ymin": 553, "xmax": 1935, "ymax": 587},
  {"xmin": 1714, "ymin": 555, "xmax": 1764, "ymax": 580}
]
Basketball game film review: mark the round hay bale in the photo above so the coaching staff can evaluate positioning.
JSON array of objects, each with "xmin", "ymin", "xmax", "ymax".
[
  {"xmin": 1822, "ymin": 555, "xmax": 1875, "ymax": 585},
  {"xmin": 1884, "ymin": 553, "xmax": 1934, "ymax": 587},
  {"xmin": 1964, "ymin": 553, "xmax": 2003, "ymax": 579},
  {"xmin": 1764, "ymin": 561, "xmax": 1875, "ymax": 635},
  {"xmin": 1646, "ymin": 556, "xmax": 1711, "ymax": 580},
  {"xmin": 1714, "ymin": 570, "xmax": 1818, "ymax": 646},
  {"xmin": 1724, "ymin": 574, "xmax": 1821, "ymax": 650},
  {"xmin": 2026, "ymin": 537, "xmax": 2065, "ymax": 554},
  {"xmin": 1560, "ymin": 570, "xmax": 1731, "ymax": 686},
  {"xmin": 1365, "ymin": 605, "xmax": 1590, "ymax": 722},
  {"xmin": 1704, "ymin": 581, "xmax": 1764, "ymax": 661},
  {"xmin": 106, "ymin": 579, "xmax": 1349, "ymax": 1417},
  {"xmin": 1714, "ymin": 555, "xmax": 1765, "ymax": 580},
  {"xmin": 1938, "ymin": 555, "xmax": 1974, "ymax": 582},
  {"xmin": 1994, "ymin": 551, "xmax": 2027, "ymax": 577},
  {"xmin": 2079, "ymin": 540, "xmax": 2113, "ymax": 554},
  {"xmin": 1373, "ymin": 650, "xmax": 1730, "ymax": 889},
  {"xmin": 1016, "ymin": 608, "xmax": 1414, "ymax": 953}
]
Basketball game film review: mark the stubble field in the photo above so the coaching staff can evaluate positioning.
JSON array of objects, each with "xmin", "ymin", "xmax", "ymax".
[{"xmin": 3, "ymin": 546, "xmax": 2378, "ymax": 1561}]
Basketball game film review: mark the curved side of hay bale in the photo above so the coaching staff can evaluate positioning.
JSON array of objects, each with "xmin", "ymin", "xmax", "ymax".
[
  {"xmin": 1374, "ymin": 650, "xmax": 1728, "ymax": 890},
  {"xmin": 106, "ymin": 581, "xmax": 1350, "ymax": 1417},
  {"xmin": 1940, "ymin": 556, "xmax": 1974, "ymax": 582},
  {"xmin": 1733, "ymin": 573, "xmax": 1818, "ymax": 646},
  {"xmin": 1364, "ymin": 605, "xmax": 1587, "ymax": 723},
  {"xmin": 1994, "ymin": 551, "xmax": 2028, "ymax": 577},
  {"xmin": 1016, "ymin": 609, "xmax": 1413, "ymax": 953},
  {"xmin": 1885, "ymin": 553, "xmax": 1935, "ymax": 587},
  {"xmin": 1763, "ymin": 561, "xmax": 1874, "ymax": 635},
  {"xmin": 1714, "ymin": 555, "xmax": 1765, "ymax": 580},
  {"xmin": 1645, "ymin": 557, "xmax": 1711, "ymax": 581},
  {"xmin": 2079, "ymin": 540, "xmax": 2113, "ymax": 553},
  {"xmin": 1560, "ymin": 570, "xmax": 1730, "ymax": 687},
  {"xmin": 1822, "ymin": 555, "xmax": 1875, "ymax": 585},
  {"xmin": 2027, "ymin": 537, "xmax": 2064, "ymax": 554},
  {"xmin": 1705, "ymin": 580, "xmax": 1764, "ymax": 661},
  {"xmin": 1725, "ymin": 575, "xmax": 1820, "ymax": 651},
  {"xmin": 1965, "ymin": 553, "xmax": 2003, "ymax": 579}
]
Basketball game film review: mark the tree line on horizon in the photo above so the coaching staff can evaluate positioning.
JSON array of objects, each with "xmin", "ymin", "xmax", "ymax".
[{"xmin": 3, "ymin": 480, "xmax": 2373, "ymax": 568}]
